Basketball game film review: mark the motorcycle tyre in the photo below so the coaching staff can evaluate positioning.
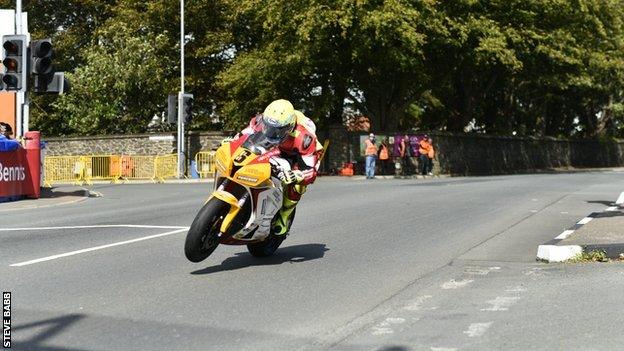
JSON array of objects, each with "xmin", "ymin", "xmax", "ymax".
[
  {"xmin": 247, "ymin": 209, "xmax": 295, "ymax": 257},
  {"xmin": 184, "ymin": 198, "xmax": 228, "ymax": 262}
]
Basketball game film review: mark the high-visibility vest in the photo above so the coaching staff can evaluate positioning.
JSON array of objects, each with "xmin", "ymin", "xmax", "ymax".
[
  {"xmin": 379, "ymin": 145, "xmax": 389, "ymax": 160},
  {"xmin": 365, "ymin": 139, "xmax": 378, "ymax": 156},
  {"xmin": 419, "ymin": 140, "xmax": 432, "ymax": 157}
]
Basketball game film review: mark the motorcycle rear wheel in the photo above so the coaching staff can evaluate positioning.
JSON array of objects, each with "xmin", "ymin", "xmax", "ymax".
[
  {"xmin": 247, "ymin": 209, "xmax": 295, "ymax": 257},
  {"xmin": 184, "ymin": 199, "xmax": 228, "ymax": 262}
]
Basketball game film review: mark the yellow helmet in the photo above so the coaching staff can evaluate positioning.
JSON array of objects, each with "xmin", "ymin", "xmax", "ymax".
[{"xmin": 259, "ymin": 99, "xmax": 296, "ymax": 145}]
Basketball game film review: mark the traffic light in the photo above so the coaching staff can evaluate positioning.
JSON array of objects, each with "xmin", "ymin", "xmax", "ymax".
[
  {"xmin": 182, "ymin": 94, "xmax": 194, "ymax": 124},
  {"xmin": 167, "ymin": 94, "xmax": 177, "ymax": 124},
  {"xmin": 30, "ymin": 39, "xmax": 60, "ymax": 93},
  {"xmin": 2, "ymin": 35, "xmax": 27, "ymax": 91}
]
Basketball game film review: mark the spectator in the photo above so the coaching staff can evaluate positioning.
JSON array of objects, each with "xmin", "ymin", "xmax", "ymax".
[
  {"xmin": 378, "ymin": 137, "xmax": 391, "ymax": 175},
  {"xmin": 399, "ymin": 134, "xmax": 413, "ymax": 175},
  {"xmin": 418, "ymin": 136, "xmax": 435, "ymax": 175},
  {"xmin": 0, "ymin": 122, "xmax": 20, "ymax": 152},
  {"xmin": 0, "ymin": 122, "xmax": 12, "ymax": 139},
  {"xmin": 364, "ymin": 133, "xmax": 378, "ymax": 179}
]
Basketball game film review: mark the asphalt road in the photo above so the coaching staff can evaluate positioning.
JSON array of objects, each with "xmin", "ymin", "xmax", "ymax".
[{"xmin": 2, "ymin": 171, "xmax": 624, "ymax": 351}]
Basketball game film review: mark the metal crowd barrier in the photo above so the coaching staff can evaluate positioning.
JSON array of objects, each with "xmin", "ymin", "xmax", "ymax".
[
  {"xmin": 43, "ymin": 156, "xmax": 85, "ymax": 186},
  {"xmin": 82, "ymin": 155, "xmax": 121, "ymax": 184},
  {"xmin": 44, "ymin": 154, "xmax": 180, "ymax": 185},
  {"xmin": 195, "ymin": 151, "xmax": 216, "ymax": 178},
  {"xmin": 119, "ymin": 155, "xmax": 156, "ymax": 181},
  {"xmin": 154, "ymin": 154, "xmax": 178, "ymax": 182}
]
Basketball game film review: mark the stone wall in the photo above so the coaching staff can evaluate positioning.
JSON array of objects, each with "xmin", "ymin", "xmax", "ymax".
[
  {"xmin": 329, "ymin": 129, "xmax": 624, "ymax": 175},
  {"xmin": 44, "ymin": 132, "xmax": 228, "ymax": 160},
  {"xmin": 43, "ymin": 129, "xmax": 624, "ymax": 175}
]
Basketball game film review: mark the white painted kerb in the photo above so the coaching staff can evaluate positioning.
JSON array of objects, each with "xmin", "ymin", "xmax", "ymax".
[
  {"xmin": 616, "ymin": 191, "xmax": 624, "ymax": 205},
  {"xmin": 537, "ymin": 245, "xmax": 582, "ymax": 262}
]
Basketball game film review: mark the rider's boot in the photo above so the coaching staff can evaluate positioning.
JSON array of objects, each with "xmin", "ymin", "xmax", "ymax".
[{"xmin": 272, "ymin": 184, "xmax": 306, "ymax": 236}]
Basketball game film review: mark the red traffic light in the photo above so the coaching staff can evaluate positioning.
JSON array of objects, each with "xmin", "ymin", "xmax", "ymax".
[{"xmin": 2, "ymin": 40, "xmax": 19, "ymax": 55}]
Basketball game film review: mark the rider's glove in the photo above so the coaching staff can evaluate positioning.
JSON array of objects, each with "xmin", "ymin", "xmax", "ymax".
[{"xmin": 278, "ymin": 169, "xmax": 304, "ymax": 184}]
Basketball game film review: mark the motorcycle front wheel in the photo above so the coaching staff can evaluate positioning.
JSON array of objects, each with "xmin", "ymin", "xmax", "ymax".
[{"xmin": 184, "ymin": 198, "xmax": 228, "ymax": 262}]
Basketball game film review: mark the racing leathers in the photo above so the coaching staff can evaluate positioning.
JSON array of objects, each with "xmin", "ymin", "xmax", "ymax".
[{"xmin": 238, "ymin": 111, "xmax": 324, "ymax": 235}]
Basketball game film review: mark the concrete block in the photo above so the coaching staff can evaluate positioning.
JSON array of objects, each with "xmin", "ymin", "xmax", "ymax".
[{"xmin": 536, "ymin": 245, "xmax": 582, "ymax": 262}]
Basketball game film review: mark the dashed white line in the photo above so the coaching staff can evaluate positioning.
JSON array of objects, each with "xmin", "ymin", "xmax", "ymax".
[
  {"xmin": 10, "ymin": 228, "xmax": 189, "ymax": 267},
  {"xmin": 463, "ymin": 322, "xmax": 493, "ymax": 337},
  {"xmin": 555, "ymin": 230, "xmax": 575, "ymax": 240},
  {"xmin": 577, "ymin": 217, "xmax": 593, "ymax": 225}
]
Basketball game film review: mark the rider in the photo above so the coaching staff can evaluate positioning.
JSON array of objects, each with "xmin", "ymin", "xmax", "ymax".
[{"xmin": 232, "ymin": 99, "xmax": 324, "ymax": 236}]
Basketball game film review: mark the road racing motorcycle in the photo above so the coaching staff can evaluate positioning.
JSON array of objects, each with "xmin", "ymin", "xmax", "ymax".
[{"xmin": 184, "ymin": 132, "xmax": 296, "ymax": 262}]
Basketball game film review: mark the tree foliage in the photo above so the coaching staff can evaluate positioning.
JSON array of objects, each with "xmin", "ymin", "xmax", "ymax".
[{"xmin": 4, "ymin": 0, "xmax": 624, "ymax": 137}]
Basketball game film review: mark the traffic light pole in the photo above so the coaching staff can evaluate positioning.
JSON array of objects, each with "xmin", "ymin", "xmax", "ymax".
[
  {"xmin": 177, "ymin": 0, "xmax": 185, "ymax": 178},
  {"xmin": 14, "ymin": 0, "xmax": 27, "ymax": 137},
  {"xmin": 177, "ymin": 92, "xmax": 185, "ymax": 179}
]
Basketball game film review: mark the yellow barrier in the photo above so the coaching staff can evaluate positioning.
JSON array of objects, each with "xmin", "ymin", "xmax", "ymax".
[
  {"xmin": 43, "ymin": 156, "xmax": 85, "ymax": 186},
  {"xmin": 82, "ymin": 155, "xmax": 121, "ymax": 184},
  {"xmin": 195, "ymin": 151, "xmax": 216, "ymax": 178},
  {"xmin": 44, "ymin": 153, "xmax": 181, "ymax": 185},
  {"xmin": 118, "ymin": 155, "xmax": 156, "ymax": 181},
  {"xmin": 154, "ymin": 154, "xmax": 178, "ymax": 182}
]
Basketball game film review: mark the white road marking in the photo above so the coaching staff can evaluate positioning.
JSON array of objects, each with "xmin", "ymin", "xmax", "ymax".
[
  {"xmin": 555, "ymin": 230, "xmax": 575, "ymax": 240},
  {"xmin": 431, "ymin": 348, "xmax": 458, "ymax": 351},
  {"xmin": 481, "ymin": 297, "xmax": 520, "ymax": 311},
  {"xmin": 385, "ymin": 317, "xmax": 406, "ymax": 324},
  {"xmin": 463, "ymin": 322, "xmax": 492, "ymax": 337},
  {"xmin": 10, "ymin": 228, "xmax": 189, "ymax": 267},
  {"xmin": 505, "ymin": 286, "xmax": 527, "ymax": 293},
  {"xmin": 371, "ymin": 317, "xmax": 405, "ymax": 335},
  {"xmin": 404, "ymin": 295, "xmax": 433, "ymax": 311},
  {"xmin": 465, "ymin": 266, "xmax": 500, "ymax": 276},
  {"xmin": 0, "ymin": 224, "xmax": 188, "ymax": 231},
  {"xmin": 441, "ymin": 279, "xmax": 474, "ymax": 290},
  {"xmin": 577, "ymin": 217, "xmax": 593, "ymax": 225},
  {"xmin": 616, "ymin": 191, "xmax": 624, "ymax": 205},
  {"xmin": 371, "ymin": 327, "xmax": 393, "ymax": 335},
  {"xmin": 605, "ymin": 206, "xmax": 618, "ymax": 212},
  {"xmin": 523, "ymin": 267, "xmax": 549, "ymax": 276},
  {"xmin": 560, "ymin": 211, "xmax": 569, "ymax": 214},
  {"xmin": 530, "ymin": 210, "xmax": 538, "ymax": 213}
]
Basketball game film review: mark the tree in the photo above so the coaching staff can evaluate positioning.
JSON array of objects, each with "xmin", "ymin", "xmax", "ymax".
[{"xmin": 50, "ymin": 22, "xmax": 172, "ymax": 135}]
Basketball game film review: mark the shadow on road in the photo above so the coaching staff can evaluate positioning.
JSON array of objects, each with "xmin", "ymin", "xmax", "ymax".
[
  {"xmin": 592, "ymin": 210, "xmax": 624, "ymax": 218},
  {"xmin": 40, "ymin": 187, "xmax": 87, "ymax": 199},
  {"xmin": 191, "ymin": 243, "xmax": 329, "ymax": 275},
  {"xmin": 13, "ymin": 314, "xmax": 86, "ymax": 351},
  {"xmin": 586, "ymin": 200, "xmax": 617, "ymax": 206},
  {"xmin": 376, "ymin": 347, "xmax": 411, "ymax": 351}
]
